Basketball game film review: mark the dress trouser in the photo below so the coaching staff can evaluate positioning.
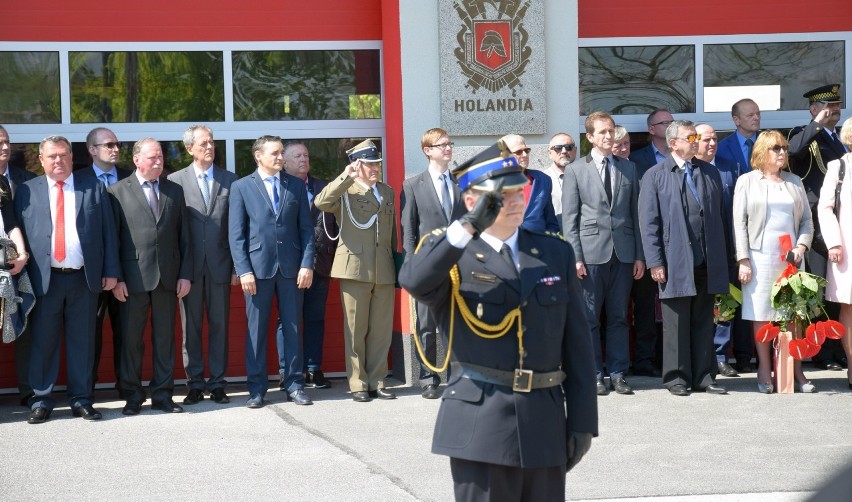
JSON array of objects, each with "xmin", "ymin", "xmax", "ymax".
[
  {"xmin": 661, "ymin": 268, "xmax": 716, "ymax": 390},
  {"xmin": 180, "ymin": 261, "xmax": 230, "ymax": 391},
  {"xmin": 29, "ymin": 269, "xmax": 97, "ymax": 410},
  {"xmin": 581, "ymin": 253, "xmax": 633, "ymax": 377},
  {"xmin": 339, "ymin": 278, "xmax": 394, "ymax": 392},
  {"xmin": 92, "ymin": 289, "xmax": 122, "ymax": 388},
  {"xmin": 450, "ymin": 457, "xmax": 567, "ymax": 502},
  {"xmin": 301, "ymin": 274, "xmax": 330, "ymax": 372},
  {"xmin": 414, "ymin": 298, "xmax": 441, "ymax": 386},
  {"xmin": 632, "ymin": 272, "xmax": 661, "ymax": 368}
]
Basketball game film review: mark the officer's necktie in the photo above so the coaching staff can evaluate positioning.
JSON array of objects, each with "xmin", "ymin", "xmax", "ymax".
[
  {"xmin": 500, "ymin": 244, "xmax": 517, "ymax": 276},
  {"xmin": 54, "ymin": 180, "xmax": 66, "ymax": 262},
  {"xmin": 602, "ymin": 157, "xmax": 612, "ymax": 205},
  {"xmin": 744, "ymin": 138, "xmax": 754, "ymax": 167},
  {"xmin": 145, "ymin": 180, "xmax": 159, "ymax": 218},
  {"xmin": 684, "ymin": 163, "xmax": 701, "ymax": 208},
  {"xmin": 199, "ymin": 172, "xmax": 211, "ymax": 211},
  {"xmin": 98, "ymin": 172, "xmax": 111, "ymax": 187},
  {"xmin": 439, "ymin": 172, "xmax": 453, "ymax": 221}
]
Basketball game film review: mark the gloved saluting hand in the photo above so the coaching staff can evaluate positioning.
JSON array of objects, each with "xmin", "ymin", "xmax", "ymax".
[{"xmin": 459, "ymin": 179, "xmax": 504, "ymax": 238}]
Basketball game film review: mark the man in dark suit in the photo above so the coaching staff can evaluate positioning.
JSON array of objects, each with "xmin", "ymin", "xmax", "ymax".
[
  {"xmin": 0, "ymin": 125, "xmax": 37, "ymax": 406},
  {"xmin": 281, "ymin": 139, "xmax": 336, "ymax": 390},
  {"xmin": 501, "ymin": 134, "xmax": 559, "ymax": 233},
  {"xmin": 716, "ymin": 99, "xmax": 761, "ymax": 172},
  {"xmin": 110, "ymin": 138, "xmax": 192, "ymax": 415},
  {"xmin": 695, "ymin": 124, "xmax": 752, "ymax": 377},
  {"xmin": 15, "ymin": 135, "xmax": 119, "ymax": 424},
  {"xmin": 401, "ymin": 127, "xmax": 465, "ymax": 399},
  {"xmin": 168, "ymin": 125, "xmax": 238, "ymax": 405},
  {"xmin": 544, "ymin": 132, "xmax": 577, "ymax": 225},
  {"xmin": 789, "ymin": 84, "xmax": 848, "ymax": 371},
  {"xmin": 563, "ymin": 111, "xmax": 644, "ymax": 396},
  {"xmin": 399, "ymin": 142, "xmax": 597, "ymax": 500},
  {"xmin": 628, "ymin": 108, "xmax": 674, "ymax": 378},
  {"xmin": 639, "ymin": 120, "xmax": 729, "ymax": 396},
  {"xmin": 79, "ymin": 126, "xmax": 132, "ymax": 391},
  {"xmin": 229, "ymin": 135, "xmax": 315, "ymax": 408}
]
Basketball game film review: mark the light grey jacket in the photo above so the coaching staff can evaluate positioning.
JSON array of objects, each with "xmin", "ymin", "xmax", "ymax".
[{"xmin": 732, "ymin": 169, "xmax": 813, "ymax": 261}]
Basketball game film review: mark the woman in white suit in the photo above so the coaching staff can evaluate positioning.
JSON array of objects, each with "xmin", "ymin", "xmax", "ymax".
[{"xmin": 817, "ymin": 117, "xmax": 852, "ymax": 391}]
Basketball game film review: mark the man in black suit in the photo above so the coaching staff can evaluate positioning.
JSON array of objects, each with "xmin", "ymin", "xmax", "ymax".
[
  {"xmin": 628, "ymin": 108, "xmax": 674, "ymax": 378},
  {"xmin": 400, "ymin": 128, "xmax": 465, "ymax": 399},
  {"xmin": 15, "ymin": 135, "xmax": 119, "ymax": 424},
  {"xmin": 280, "ymin": 139, "xmax": 336, "ymax": 390},
  {"xmin": 79, "ymin": 126, "xmax": 132, "ymax": 391},
  {"xmin": 168, "ymin": 125, "xmax": 238, "ymax": 405},
  {"xmin": 399, "ymin": 142, "xmax": 597, "ymax": 501},
  {"xmin": 789, "ymin": 84, "xmax": 848, "ymax": 371},
  {"xmin": 0, "ymin": 125, "xmax": 37, "ymax": 406},
  {"xmin": 110, "ymin": 138, "xmax": 192, "ymax": 415}
]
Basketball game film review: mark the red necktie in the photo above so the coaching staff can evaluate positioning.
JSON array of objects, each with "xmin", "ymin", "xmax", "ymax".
[
  {"xmin": 54, "ymin": 180, "xmax": 66, "ymax": 262},
  {"xmin": 522, "ymin": 173, "xmax": 533, "ymax": 205}
]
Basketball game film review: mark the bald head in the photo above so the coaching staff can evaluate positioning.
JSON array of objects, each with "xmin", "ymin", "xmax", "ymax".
[{"xmin": 694, "ymin": 124, "xmax": 717, "ymax": 162}]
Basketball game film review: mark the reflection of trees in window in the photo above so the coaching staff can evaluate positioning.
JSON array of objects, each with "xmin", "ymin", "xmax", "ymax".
[
  {"xmin": 232, "ymin": 50, "xmax": 381, "ymax": 121},
  {"xmin": 704, "ymin": 42, "xmax": 844, "ymax": 111},
  {"xmin": 0, "ymin": 52, "xmax": 61, "ymax": 124},
  {"xmin": 234, "ymin": 138, "xmax": 380, "ymax": 179},
  {"xmin": 70, "ymin": 52, "xmax": 225, "ymax": 123},
  {"xmin": 579, "ymin": 46, "xmax": 695, "ymax": 115}
]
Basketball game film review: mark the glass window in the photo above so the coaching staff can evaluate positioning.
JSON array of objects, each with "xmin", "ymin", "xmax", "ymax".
[
  {"xmin": 69, "ymin": 51, "xmax": 225, "ymax": 123},
  {"xmin": 0, "ymin": 52, "xmax": 61, "ymax": 124},
  {"xmin": 579, "ymin": 45, "xmax": 695, "ymax": 115},
  {"xmin": 703, "ymin": 41, "xmax": 845, "ymax": 112},
  {"xmin": 232, "ymin": 50, "xmax": 382, "ymax": 121},
  {"xmin": 234, "ymin": 138, "xmax": 381, "ymax": 179}
]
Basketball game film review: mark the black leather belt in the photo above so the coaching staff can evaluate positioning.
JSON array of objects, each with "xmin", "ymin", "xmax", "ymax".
[
  {"xmin": 455, "ymin": 362, "xmax": 565, "ymax": 392},
  {"xmin": 51, "ymin": 267, "xmax": 83, "ymax": 274}
]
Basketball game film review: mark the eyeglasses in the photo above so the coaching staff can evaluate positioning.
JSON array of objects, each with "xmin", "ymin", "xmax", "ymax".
[
  {"xmin": 770, "ymin": 145, "xmax": 788, "ymax": 153},
  {"xmin": 651, "ymin": 120, "xmax": 673, "ymax": 127},
  {"xmin": 430, "ymin": 142, "xmax": 455, "ymax": 149},
  {"xmin": 513, "ymin": 148, "xmax": 532, "ymax": 155},
  {"xmin": 94, "ymin": 142, "xmax": 121, "ymax": 150},
  {"xmin": 549, "ymin": 144, "xmax": 576, "ymax": 153},
  {"xmin": 675, "ymin": 134, "xmax": 701, "ymax": 143}
]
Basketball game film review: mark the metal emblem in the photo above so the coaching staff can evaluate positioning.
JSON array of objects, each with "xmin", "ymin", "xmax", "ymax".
[
  {"xmin": 530, "ymin": 248, "xmax": 539, "ymax": 255},
  {"xmin": 476, "ymin": 302, "xmax": 484, "ymax": 319}
]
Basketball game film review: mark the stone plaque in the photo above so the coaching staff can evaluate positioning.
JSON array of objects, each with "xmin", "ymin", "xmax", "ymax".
[{"xmin": 439, "ymin": 0, "xmax": 546, "ymax": 136}]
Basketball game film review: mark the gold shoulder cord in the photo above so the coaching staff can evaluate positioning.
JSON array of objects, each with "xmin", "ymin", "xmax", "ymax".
[{"xmin": 410, "ymin": 236, "xmax": 525, "ymax": 374}]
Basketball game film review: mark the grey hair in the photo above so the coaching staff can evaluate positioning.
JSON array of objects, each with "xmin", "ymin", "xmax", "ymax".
[
  {"xmin": 183, "ymin": 125, "xmax": 214, "ymax": 148},
  {"xmin": 665, "ymin": 119, "xmax": 695, "ymax": 143}
]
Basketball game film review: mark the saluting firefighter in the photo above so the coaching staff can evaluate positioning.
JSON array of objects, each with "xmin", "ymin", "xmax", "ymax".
[
  {"xmin": 314, "ymin": 140, "xmax": 399, "ymax": 402},
  {"xmin": 399, "ymin": 142, "xmax": 598, "ymax": 502}
]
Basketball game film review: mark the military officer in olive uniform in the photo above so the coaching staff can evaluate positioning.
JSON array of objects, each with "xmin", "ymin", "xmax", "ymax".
[
  {"xmin": 314, "ymin": 140, "xmax": 399, "ymax": 402},
  {"xmin": 399, "ymin": 142, "xmax": 598, "ymax": 501}
]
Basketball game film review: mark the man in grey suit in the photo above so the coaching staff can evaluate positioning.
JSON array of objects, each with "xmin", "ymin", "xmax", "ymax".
[
  {"xmin": 0, "ymin": 125, "xmax": 37, "ymax": 406},
  {"xmin": 563, "ymin": 111, "xmax": 645, "ymax": 396},
  {"xmin": 400, "ymin": 127, "xmax": 465, "ymax": 399},
  {"xmin": 110, "ymin": 138, "xmax": 192, "ymax": 415},
  {"xmin": 168, "ymin": 125, "xmax": 238, "ymax": 405},
  {"xmin": 79, "ymin": 126, "xmax": 131, "ymax": 391}
]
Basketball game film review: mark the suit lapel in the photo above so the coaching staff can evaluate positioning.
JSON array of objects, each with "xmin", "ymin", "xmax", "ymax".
[
  {"xmin": 420, "ymin": 171, "xmax": 448, "ymax": 223},
  {"xmin": 612, "ymin": 157, "xmax": 624, "ymax": 202},
  {"xmin": 584, "ymin": 155, "xmax": 609, "ymax": 203},
  {"xmin": 207, "ymin": 166, "xmax": 221, "ymax": 215},
  {"xmin": 251, "ymin": 171, "xmax": 276, "ymax": 216},
  {"xmin": 128, "ymin": 176, "xmax": 157, "ymax": 223},
  {"xmin": 73, "ymin": 175, "xmax": 84, "ymax": 228},
  {"xmin": 472, "ymin": 238, "xmax": 520, "ymax": 294}
]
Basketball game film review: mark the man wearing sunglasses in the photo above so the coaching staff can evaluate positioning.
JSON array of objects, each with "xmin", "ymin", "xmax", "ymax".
[
  {"xmin": 638, "ymin": 119, "xmax": 729, "ymax": 396},
  {"xmin": 544, "ymin": 132, "xmax": 577, "ymax": 225},
  {"xmin": 501, "ymin": 134, "xmax": 559, "ymax": 233},
  {"xmin": 789, "ymin": 84, "xmax": 848, "ymax": 371},
  {"xmin": 80, "ymin": 127, "xmax": 132, "ymax": 392}
]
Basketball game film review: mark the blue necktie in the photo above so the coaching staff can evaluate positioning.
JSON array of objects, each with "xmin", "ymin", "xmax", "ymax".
[
  {"xmin": 99, "ymin": 172, "xmax": 112, "ymax": 187},
  {"xmin": 684, "ymin": 163, "xmax": 701, "ymax": 208},
  {"xmin": 744, "ymin": 138, "xmax": 754, "ymax": 168},
  {"xmin": 267, "ymin": 177, "xmax": 279, "ymax": 213},
  {"xmin": 199, "ymin": 172, "xmax": 211, "ymax": 211}
]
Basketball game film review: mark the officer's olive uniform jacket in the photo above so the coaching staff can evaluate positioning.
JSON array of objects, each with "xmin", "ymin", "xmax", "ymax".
[
  {"xmin": 313, "ymin": 173, "xmax": 397, "ymax": 285},
  {"xmin": 399, "ymin": 228, "xmax": 598, "ymax": 468}
]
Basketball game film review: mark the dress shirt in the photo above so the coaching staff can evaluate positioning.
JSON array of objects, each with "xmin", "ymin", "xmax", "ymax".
[
  {"xmin": 446, "ymin": 220, "xmax": 520, "ymax": 269},
  {"xmin": 92, "ymin": 165, "xmax": 119, "ymax": 186},
  {"xmin": 428, "ymin": 166, "xmax": 453, "ymax": 208},
  {"xmin": 734, "ymin": 131, "xmax": 758, "ymax": 169},
  {"xmin": 262, "ymin": 172, "xmax": 279, "ymax": 208},
  {"xmin": 590, "ymin": 150, "xmax": 615, "ymax": 196},
  {"xmin": 480, "ymin": 230, "xmax": 519, "ymax": 269},
  {"xmin": 651, "ymin": 143, "xmax": 667, "ymax": 164},
  {"xmin": 49, "ymin": 174, "xmax": 84, "ymax": 269},
  {"xmin": 192, "ymin": 163, "xmax": 214, "ymax": 201}
]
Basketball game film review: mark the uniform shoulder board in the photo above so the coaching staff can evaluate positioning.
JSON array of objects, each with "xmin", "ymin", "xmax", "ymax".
[
  {"xmin": 431, "ymin": 227, "xmax": 447, "ymax": 236},
  {"xmin": 414, "ymin": 227, "xmax": 447, "ymax": 253},
  {"xmin": 545, "ymin": 231, "xmax": 567, "ymax": 242}
]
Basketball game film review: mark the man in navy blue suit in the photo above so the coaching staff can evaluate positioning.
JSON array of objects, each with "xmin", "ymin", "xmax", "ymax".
[
  {"xmin": 15, "ymin": 136, "xmax": 119, "ymax": 424},
  {"xmin": 695, "ymin": 124, "xmax": 752, "ymax": 376},
  {"xmin": 716, "ymin": 99, "xmax": 760, "ymax": 172},
  {"xmin": 229, "ymin": 135, "xmax": 315, "ymax": 408},
  {"xmin": 501, "ymin": 134, "xmax": 559, "ymax": 233}
]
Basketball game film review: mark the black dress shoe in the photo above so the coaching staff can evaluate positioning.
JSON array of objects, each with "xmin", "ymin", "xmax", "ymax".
[
  {"xmin": 632, "ymin": 365, "xmax": 662, "ymax": 377},
  {"xmin": 368, "ymin": 388, "xmax": 396, "ymax": 400},
  {"xmin": 596, "ymin": 377, "xmax": 609, "ymax": 396},
  {"xmin": 611, "ymin": 377, "xmax": 634, "ymax": 395},
  {"xmin": 182, "ymin": 388, "xmax": 205, "ymax": 405},
  {"xmin": 421, "ymin": 384, "xmax": 441, "ymax": 399},
  {"xmin": 305, "ymin": 370, "xmax": 332, "ymax": 389},
  {"xmin": 122, "ymin": 402, "xmax": 142, "ymax": 416},
  {"xmin": 668, "ymin": 384, "xmax": 690, "ymax": 396},
  {"xmin": 288, "ymin": 389, "xmax": 313, "ymax": 405},
  {"xmin": 717, "ymin": 361, "xmax": 739, "ymax": 377},
  {"xmin": 703, "ymin": 384, "xmax": 728, "ymax": 395},
  {"xmin": 151, "ymin": 399, "xmax": 184, "ymax": 413},
  {"xmin": 210, "ymin": 388, "xmax": 230, "ymax": 404},
  {"xmin": 815, "ymin": 360, "xmax": 843, "ymax": 371},
  {"xmin": 27, "ymin": 407, "xmax": 51, "ymax": 424},
  {"xmin": 352, "ymin": 391, "xmax": 371, "ymax": 402},
  {"xmin": 71, "ymin": 404, "xmax": 103, "ymax": 420}
]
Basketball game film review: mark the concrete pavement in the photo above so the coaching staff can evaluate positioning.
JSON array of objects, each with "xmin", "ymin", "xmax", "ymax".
[{"xmin": 1, "ymin": 369, "xmax": 850, "ymax": 501}]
